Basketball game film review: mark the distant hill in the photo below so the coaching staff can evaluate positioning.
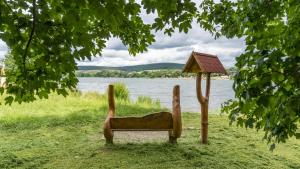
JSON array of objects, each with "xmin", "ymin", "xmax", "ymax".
[{"xmin": 78, "ymin": 63, "xmax": 185, "ymax": 72}]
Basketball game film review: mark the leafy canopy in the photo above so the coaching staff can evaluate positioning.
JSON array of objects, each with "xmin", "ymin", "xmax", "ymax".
[
  {"xmin": 0, "ymin": 0, "xmax": 197, "ymax": 103},
  {"xmin": 0, "ymin": 0, "xmax": 299, "ymax": 146},
  {"xmin": 207, "ymin": 0, "xmax": 299, "ymax": 147}
]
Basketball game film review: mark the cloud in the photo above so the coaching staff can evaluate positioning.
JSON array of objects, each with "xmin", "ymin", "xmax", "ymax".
[
  {"xmin": 98, "ymin": 19, "xmax": 245, "ymax": 68},
  {"xmin": 0, "ymin": 42, "xmax": 6, "ymax": 51},
  {"xmin": 105, "ymin": 38, "xmax": 128, "ymax": 51},
  {"xmin": 80, "ymin": 36, "xmax": 243, "ymax": 68},
  {"xmin": 0, "ymin": 5, "xmax": 246, "ymax": 67},
  {"xmin": 86, "ymin": 23, "xmax": 245, "ymax": 68}
]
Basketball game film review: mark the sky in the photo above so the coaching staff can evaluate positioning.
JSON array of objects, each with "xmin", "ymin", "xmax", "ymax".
[{"xmin": 0, "ymin": 2, "xmax": 246, "ymax": 68}]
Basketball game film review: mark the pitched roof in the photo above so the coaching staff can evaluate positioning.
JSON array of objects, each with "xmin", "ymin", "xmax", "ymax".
[{"xmin": 183, "ymin": 52, "xmax": 226, "ymax": 74}]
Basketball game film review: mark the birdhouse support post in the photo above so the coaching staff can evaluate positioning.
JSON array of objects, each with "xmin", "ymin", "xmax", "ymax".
[
  {"xmin": 183, "ymin": 51, "xmax": 226, "ymax": 144},
  {"xmin": 196, "ymin": 72, "xmax": 211, "ymax": 144}
]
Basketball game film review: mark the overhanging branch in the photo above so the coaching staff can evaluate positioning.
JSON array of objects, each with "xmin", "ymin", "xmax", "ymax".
[
  {"xmin": 23, "ymin": 0, "xmax": 37, "ymax": 75},
  {"xmin": 3, "ymin": 0, "xmax": 18, "ymax": 20}
]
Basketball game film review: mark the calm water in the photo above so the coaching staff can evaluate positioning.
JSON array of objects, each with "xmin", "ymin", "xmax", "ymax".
[{"xmin": 77, "ymin": 78, "xmax": 234, "ymax": 113}]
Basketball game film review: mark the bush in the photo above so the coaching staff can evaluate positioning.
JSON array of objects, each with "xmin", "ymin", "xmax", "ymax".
[{"xmin": 112, "ymin": 83, "xmax": 129, "ymax": 101}]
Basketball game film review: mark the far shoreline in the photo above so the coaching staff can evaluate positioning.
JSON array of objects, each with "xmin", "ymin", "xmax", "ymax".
[{"xmin": 77, "ymin": 76, "xmax": 233, "ymax": 80}]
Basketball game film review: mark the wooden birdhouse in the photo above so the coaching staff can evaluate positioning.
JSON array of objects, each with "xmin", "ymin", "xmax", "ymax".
[
  {"xmin": 183, "ymin": 51, "xmax": 226, "ymax": 144},
  {"xmin": 183, "ymin": 52, "xmax": 226, "ymax": 74}
]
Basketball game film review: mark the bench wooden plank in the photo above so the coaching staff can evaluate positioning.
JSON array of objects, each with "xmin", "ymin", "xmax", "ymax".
[
  {"xmin": 110, "ymin": 112, "xmax": 173, "ymax": 130},
  {"xmin": 111, "ymin": 129, "xmax": 172, "ymax": 131}
]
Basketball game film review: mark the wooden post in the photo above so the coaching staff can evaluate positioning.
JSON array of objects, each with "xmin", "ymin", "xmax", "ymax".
[
  {"xmin": 169, "ymin": 85, "xmax": 182, "ymax": 143},
  {"xmin": 108, "ymin": 85, "xmax": 115, "ymax": 117},
  {"xmin": 103, "ymin": 85, "xmax": 115, "ymax": 144},
  {"xmin": 196, "ymin": 73, "xmax": 211, "ymax": 144}
]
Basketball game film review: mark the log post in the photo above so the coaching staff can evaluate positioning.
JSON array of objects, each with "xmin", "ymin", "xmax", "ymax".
[
  {"xmin": 196, "ymin": 73, "xmax": 211, "ymax": 144},
  {"xmin": 169, "ymin": 85, "xmax": 181, "ymax": 143},
  {"xmin": 103, "ymin": 85, "xmax": 115, "ymax": 144},
  {"xmin": 108, "ymin": 85, "xmax": 115, "ymax": 117}
]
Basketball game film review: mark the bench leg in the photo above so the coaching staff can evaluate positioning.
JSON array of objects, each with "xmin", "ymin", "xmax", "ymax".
[
  {"xmin": 168, "ymin": 131, "xmax": 177, "ymax": 144},
  {"xmin": 104, "ymin": 118, "xmax": 114, "ymax": 144},
  {"xmin": 105, "ymin": 136, "xmax": 113, "ymax": 144},
  {"xmin": 104, "ymin": 129, "xmax": 113, "ymax": 144},
  {"xmin": 169, "ymin": 137, "xmax": 177, "ymax": 144}
]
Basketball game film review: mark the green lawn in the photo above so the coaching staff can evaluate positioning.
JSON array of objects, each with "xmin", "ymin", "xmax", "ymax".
[{"xmin": 0, "ymin": 93, "xmax": 299, "ymax": 169}]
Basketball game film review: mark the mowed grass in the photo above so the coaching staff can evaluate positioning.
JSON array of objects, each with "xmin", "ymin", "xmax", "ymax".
[{"xmin": 0, "ymin": 93, "xmax": 299, "ymax": 169}]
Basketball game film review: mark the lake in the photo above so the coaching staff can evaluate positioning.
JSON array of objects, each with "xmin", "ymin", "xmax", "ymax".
[{"xmin": 77, "ymin": 78, "xmax": 234, "ymax": 113}]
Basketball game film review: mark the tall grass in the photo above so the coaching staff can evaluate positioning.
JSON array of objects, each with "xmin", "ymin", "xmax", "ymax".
[
  {"xmin": 110, "ymin": 82, "xmax": 130, "ymax": 101},
  {"xmin": 137, "ymin": 96, "xmax": 160, "ymax": 107},
  {"xmin": 0, "ymin": 85, "xmax": 163, "ymax": 130}
]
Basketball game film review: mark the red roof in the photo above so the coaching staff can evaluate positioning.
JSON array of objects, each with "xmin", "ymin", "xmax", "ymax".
[{"xmin": 183, "ymin": 52, "xmax": 226, "ymax": 74}]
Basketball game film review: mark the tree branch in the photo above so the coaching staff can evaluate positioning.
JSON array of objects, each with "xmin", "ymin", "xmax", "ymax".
[
  {"xmin": 3, "ymin": 0, "xmax": 18, "ymax": 20},
  {"xmin": 3, "ymin": 0, "xmax": 14, "ymax": 13},
  {"xmin": 23, "ymin": 0, "xmax": 37, "ymax": 75}
]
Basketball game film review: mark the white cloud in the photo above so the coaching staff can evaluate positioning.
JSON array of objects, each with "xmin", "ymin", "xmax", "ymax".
[
  {"xmin": 83, "ymin": 19, "xmax": 245, "ymax": 67},
  {"xmin": 0, "ymin": 3, "xmax": 246, "ymax": 67},
  {"xmin": 81, "ymin": 23, "xmax": 245, "ymax": 67}
]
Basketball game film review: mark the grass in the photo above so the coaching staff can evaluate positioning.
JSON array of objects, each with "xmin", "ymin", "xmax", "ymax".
[{"xmin": 0, "ymin": 92, "xmax": 299, "ymax": 169}]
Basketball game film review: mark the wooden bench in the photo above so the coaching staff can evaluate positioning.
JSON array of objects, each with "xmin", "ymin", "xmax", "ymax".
[{"xmin": 103, "ymin": 85, "xmax": 182, "ymax": 144}]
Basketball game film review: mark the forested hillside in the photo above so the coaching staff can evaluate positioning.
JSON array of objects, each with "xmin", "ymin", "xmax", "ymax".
[{"xmin": 78, "ymin": 63, "xmax": 184, "ymax": 72}]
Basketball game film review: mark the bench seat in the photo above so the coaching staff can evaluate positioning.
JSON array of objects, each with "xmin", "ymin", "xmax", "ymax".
[{"xmin": 110, "ymin": 112, "xmax": 173, "ymax": 131}]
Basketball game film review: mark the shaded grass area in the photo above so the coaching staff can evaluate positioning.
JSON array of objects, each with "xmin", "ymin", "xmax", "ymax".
[{"xmin": 0, "ymin": 93, "xmax": 299, "ymax": 169}]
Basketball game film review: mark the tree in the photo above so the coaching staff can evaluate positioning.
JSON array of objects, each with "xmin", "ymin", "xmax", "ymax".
[
  {"xmin": 0, "ymin": 0, "xmax": 299, "ymax": 147},
  {"xmin": 0, "ymin": 0, "xmax": 197, "ymax": 103},
  {"xmin": 199, "ymin": 0, "xmax": 300, "ymax": 148}
]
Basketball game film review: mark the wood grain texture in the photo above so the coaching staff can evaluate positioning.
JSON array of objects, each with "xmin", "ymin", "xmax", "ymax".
[{"xmin": 110, "ymin": 112, "xmax": 173, "ymax": 130}]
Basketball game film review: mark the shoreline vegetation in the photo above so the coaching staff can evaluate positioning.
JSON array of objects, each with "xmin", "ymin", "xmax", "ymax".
[
  {"xmin": 1, "ymin": 84, "xmax": 300, "ymax": 168},
  {"xmin": 76, "ymin": 63, "xmax": 237, "ymax": 80},
  {"xmin": 76, "ymin": 69, "xmax": 235, "ymax": 80}
]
